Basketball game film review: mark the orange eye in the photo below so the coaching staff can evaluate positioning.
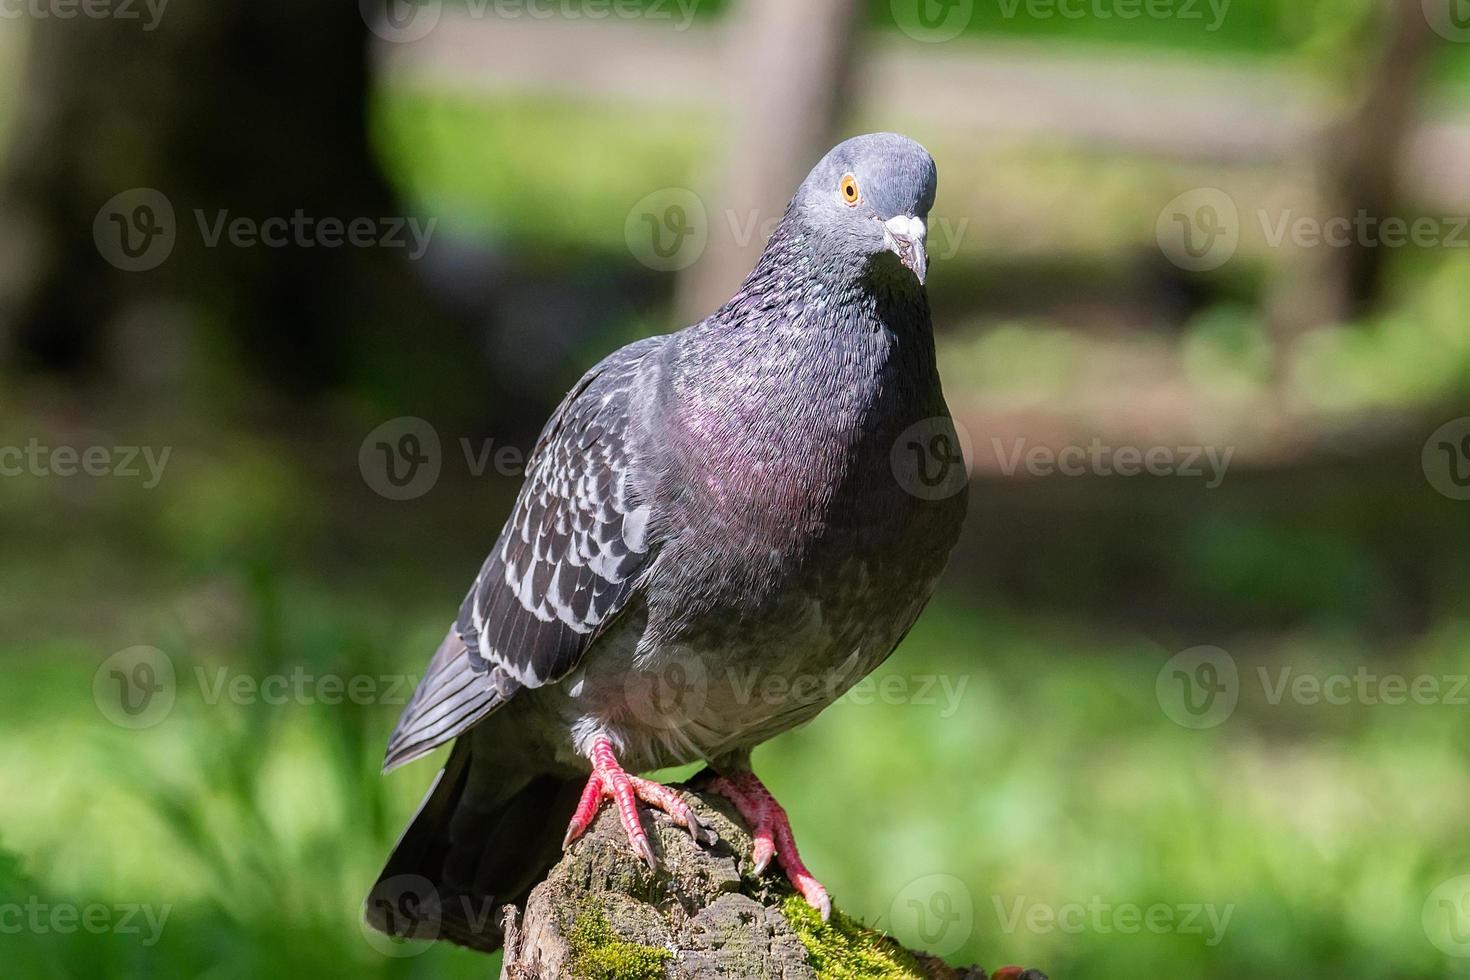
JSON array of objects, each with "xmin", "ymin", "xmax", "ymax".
[{"xmin": 839, "ymin": 174, "xmax": 860, "ymax": 206}]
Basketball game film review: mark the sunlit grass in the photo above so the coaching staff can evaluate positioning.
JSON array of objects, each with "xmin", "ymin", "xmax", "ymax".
[{"xmin": 5, "ymin": 579, "xmax": 1469, "ymax": 977}]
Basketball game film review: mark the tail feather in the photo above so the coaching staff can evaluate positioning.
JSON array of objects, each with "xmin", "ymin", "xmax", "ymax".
[{"xmin": 365, "ymin": 737, "xmax": 581, "ymax": 952}]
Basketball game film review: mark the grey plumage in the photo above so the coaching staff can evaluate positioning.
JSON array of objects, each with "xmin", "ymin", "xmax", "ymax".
[
  {"xmin": 367, "ymin": 133, "xmax": 968, "ymax": 951},
  {"xmin": 382, "ymin": 339, "xmax": 660, "ymax": 770}
]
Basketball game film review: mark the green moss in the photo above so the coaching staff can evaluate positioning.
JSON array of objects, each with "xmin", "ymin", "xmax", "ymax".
[
  {"xmin": 780, "ymin": 895, "xmax": 937, "ymax": 980},
  {"xmin": 565, "ymin": 901, "xmax": 673, "ymax": 980}
]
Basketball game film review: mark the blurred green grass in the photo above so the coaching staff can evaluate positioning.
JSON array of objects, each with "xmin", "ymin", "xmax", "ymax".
[
  {"xmin": 4, "ymin": 5, "xmax": 1470, "ymax": 976},
  {"xmin": 1, "ymin": 420, "xmax": 1468, "ymax": 978}
]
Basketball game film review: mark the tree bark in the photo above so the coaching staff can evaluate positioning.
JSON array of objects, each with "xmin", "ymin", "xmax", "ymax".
[
  {"xmin": 498, "ymin": 777, "xmax": 1045, "ymax": 980},
  {"xmin": 1266, "ymin": 0, "xmax": 1438, "ymax": 339}
]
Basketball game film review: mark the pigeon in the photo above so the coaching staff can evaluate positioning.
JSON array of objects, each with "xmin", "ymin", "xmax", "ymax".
[{"xmin": 365, "ymin": 132, "xmax": 969, "ymax": 951}]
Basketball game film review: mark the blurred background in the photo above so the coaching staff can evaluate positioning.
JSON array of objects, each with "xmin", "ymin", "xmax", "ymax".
[{"xmin": 3, "ymin": 0, "xmax": 1470, "ymax": 976}]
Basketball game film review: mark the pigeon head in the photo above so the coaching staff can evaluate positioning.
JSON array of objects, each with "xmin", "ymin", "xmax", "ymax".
[{"xmin": 788, "ymin": 132, "xmax": 938, "ymax": 285}]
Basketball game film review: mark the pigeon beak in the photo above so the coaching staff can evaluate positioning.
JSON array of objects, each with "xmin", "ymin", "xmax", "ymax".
[{"xmin": 882, "ymin": 215, "xmax": 928, "ymax": 285}]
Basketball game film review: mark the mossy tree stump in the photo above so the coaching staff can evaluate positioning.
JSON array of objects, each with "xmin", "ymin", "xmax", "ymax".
[{"xmin": 498, "ymin": 778, "xmax": 1045, "ymax": 980}]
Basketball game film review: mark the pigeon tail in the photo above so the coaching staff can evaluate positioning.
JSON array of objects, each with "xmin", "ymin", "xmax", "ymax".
[{"xmin": 364, "ymin": 735, "xmax": 582, "ymax": 952}]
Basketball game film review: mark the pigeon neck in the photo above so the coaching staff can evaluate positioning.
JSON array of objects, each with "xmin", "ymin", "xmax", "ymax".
[{"xmin": 720, "ymin": 217, "xmax": 931, "ymax": 343}]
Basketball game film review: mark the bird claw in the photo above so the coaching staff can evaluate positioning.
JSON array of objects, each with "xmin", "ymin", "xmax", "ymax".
[
  {"xmin": 564, "ymin": 736, "xmax": 716, "ymax": 870},
  {"xmin": 632, "ymin": 834, "xmax": 657, "ymax": 871},
  {"xmin": 688, "ymin": 812, "xmax": 718, "ymax": 847},
  {"xmin": 710, "ymin": 772, "xmax": 831, "ymax": 921}
]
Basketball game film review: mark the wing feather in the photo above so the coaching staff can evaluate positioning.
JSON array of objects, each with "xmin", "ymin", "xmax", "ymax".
[{"xmin": 384, "ymin": 338, "xmax": 663, "ymax": 770}]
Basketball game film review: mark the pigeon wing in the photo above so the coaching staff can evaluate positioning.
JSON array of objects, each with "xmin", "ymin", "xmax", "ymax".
[{"xmin": 384, "ymin": 338, "xmax": 662, "ymax": 770}]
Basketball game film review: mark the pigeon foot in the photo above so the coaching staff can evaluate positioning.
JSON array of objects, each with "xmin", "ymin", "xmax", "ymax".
[
  {"xmin": 710, "ymin": 771, "xmax": 832, "ymax": 921},
  {"xmin": 562, "ymin": 736, "xmax": 713, "ymax": 869}
]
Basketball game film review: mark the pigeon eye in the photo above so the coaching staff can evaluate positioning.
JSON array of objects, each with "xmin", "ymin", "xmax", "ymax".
[{"xmin": 839, "ymin": 174, "xmax": 861, "ymax": 207}]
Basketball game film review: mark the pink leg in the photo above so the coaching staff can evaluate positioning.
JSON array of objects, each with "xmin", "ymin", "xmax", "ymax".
[
  {"xmin": 710, "ymin": 771, "xmax": 831, "ymax": 921},
  {"xmin": 562, "ymin": 736, "xmax": 711, "ymax": 869}
]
